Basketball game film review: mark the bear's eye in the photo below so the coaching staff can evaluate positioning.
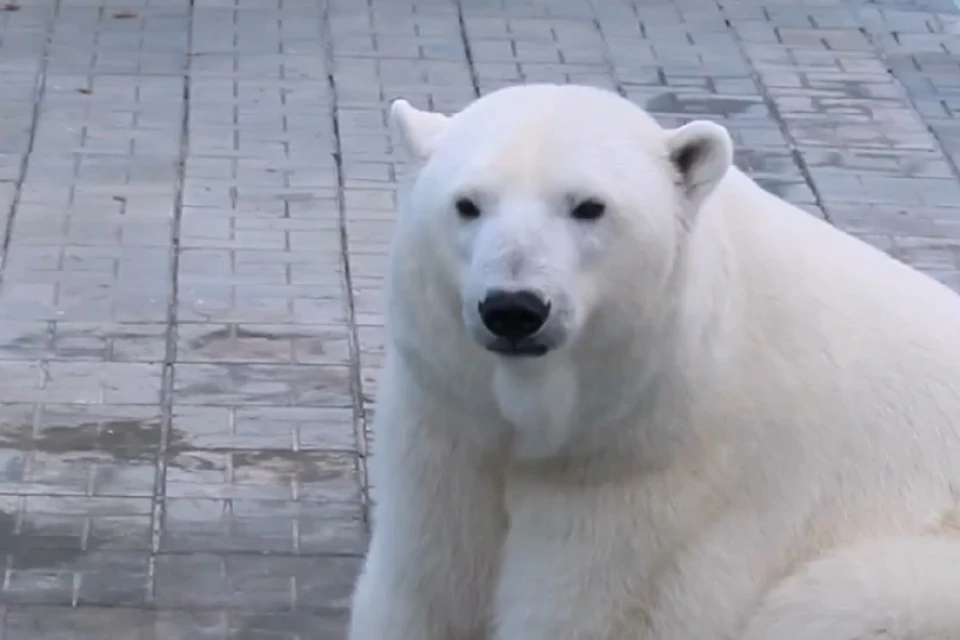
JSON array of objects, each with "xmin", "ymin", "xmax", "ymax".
[
  {"xmin": 571, "ymin": 198, "xmax": 606, "ymax": 221},
  {"xmin": 455, "ymin": 197, "xmax": 481, "ymax": 220}
]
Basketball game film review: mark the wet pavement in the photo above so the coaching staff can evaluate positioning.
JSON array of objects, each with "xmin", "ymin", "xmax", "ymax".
[{"xmin": 1, "ymin": 0, "xmax": 960, "ymax": 637}]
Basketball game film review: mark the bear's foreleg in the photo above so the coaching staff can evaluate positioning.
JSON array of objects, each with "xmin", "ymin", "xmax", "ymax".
[
  {"xmin": 493, "ymin": 479, "xmax": 647, "ymax": 640},
  {"xmin": 347, "ymin": 354, "xmax": 506, "ymax": 640}
]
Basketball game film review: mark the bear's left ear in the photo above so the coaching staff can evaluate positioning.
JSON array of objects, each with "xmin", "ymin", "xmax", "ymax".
[
  {"xmin": 665, "ymin": 120, "xmax": 733, "ymax": 207},
  {"xmin": 390, "ymin": 99, "xmax": 451, "ymax": 161}
]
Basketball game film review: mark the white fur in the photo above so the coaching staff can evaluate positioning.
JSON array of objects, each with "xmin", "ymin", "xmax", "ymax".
[{"xmin": 347, "ymin": 83, "xmax": 960, "ymax": 640}]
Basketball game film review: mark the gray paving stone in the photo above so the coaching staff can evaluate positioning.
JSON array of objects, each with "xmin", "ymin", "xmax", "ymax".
[{"xmin": 0, "ymin": 0, "xmax": 958, "ymax": 634}]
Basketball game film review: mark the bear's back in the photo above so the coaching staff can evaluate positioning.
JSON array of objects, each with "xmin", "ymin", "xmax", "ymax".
[{"xmin": 696, "ymin": 167, "xmax": 960, "ymax": 521}]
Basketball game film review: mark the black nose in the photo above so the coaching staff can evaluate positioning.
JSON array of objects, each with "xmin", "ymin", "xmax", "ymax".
[{"xmin": 478, "ymin": 289, "xmax": 550, "ymax": 341}]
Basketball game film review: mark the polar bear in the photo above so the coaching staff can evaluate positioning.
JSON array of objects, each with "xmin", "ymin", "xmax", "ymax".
[{"xmin": 346, "ymin": 83, "xmax": 960, "ymax": 640}]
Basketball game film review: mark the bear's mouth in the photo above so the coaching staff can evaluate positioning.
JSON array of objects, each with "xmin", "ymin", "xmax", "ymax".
[{"xmin": 486, "ymin": 339, "xmax": 550, "ymax": 357}]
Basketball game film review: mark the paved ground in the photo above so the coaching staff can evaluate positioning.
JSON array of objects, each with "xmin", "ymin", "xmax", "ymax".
[{"xmin": 0, "ymin": 0, "xmax": 959, "ymax": 637}]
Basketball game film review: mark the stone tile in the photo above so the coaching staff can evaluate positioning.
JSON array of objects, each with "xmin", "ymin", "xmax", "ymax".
[
  {"xmin": 171, "ymin": 405, "xmax": 358, "ymax": 452},
  {"xmin": 153, "ymin": 553, "xmax": 361, "ymax": 610},
  {"xmin": 227, "ymin": 610, "xmax": 350, "ymax": 640},
  {"xmin": 164, "ymin": 446, "xmax": 362, "ymax": 502},
  {"xmin": 2, "ymin": 607, "xmax": 227, "ymax": 640},
  {"xmin": 0, "ymin": 361, "xmax": 163, "ymax": 404},
  {"xmin": 176, "ymin": 323, "xmax": 352, "ymax": 365},
  {"xmin": 0, "ymin": 493, "xmax": 153, "ymax": 606},
  {"xmin": 0, "ymin": 322, "xmax": 168, "ymax": 362},
  {"xmin": 172, "ymin": 363, "xmax": 353, "ymax": 407},
  {"xmin": 161, "ymin": 497, "xmax": 366, "ymax": 555}
]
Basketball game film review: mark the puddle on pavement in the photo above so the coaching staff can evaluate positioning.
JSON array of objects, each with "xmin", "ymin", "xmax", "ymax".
[
  {"xmin": 186, "ymin": 325, "xmax": 343, "ymax": 361},
  {"xmin": 646, "ymin": 93, "xmax": 760, "ymax": 118},
  {"xmin": 0, "ymin": 510, "xmax": 98, "ymax": 569},
  {"xmin": 0, "ymin": 325, "xmax": 164, "ymax": 359},
  {"xmin": 0, "ymin": 419, "xmax": 186, "ymax": 462},
  {"xmin": 734, "ymin": 148, "xmax": 804, "ymax": 198},
  {"xmin": 232, "ymin": 450, "xmax": 344, "ymax": 484},
  {"xmin": 0, "ymin": 413, "xmax": 349, "ymax": 488},
  {"xmin": 175, "ymin": 361, "xmax": 351, "ymax": 405}
]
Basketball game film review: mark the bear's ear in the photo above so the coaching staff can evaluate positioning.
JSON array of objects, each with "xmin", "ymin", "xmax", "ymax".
[
  {"xmin": 665, "ymin": 120, "xmax": 733, "ymax": 207},
  {"xmin": 390, "ymin": 99, "xmax": 451, "ymax": 161}
]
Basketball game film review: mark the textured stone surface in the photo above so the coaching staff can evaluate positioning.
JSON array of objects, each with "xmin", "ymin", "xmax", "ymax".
[{"xmin": 0, "ymin": 0, "xmax": 958, "ymax": 636}]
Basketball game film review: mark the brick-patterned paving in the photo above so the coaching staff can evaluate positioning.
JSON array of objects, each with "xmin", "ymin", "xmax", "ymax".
[{"xmin": 0, "ymin": 0, "xmax": 959, "ymax": 637}]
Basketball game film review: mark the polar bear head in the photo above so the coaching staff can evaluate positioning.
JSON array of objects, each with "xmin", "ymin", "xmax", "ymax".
[{"xmin": 387, "ymin": 84, "xmax": 733, "ymax": 367}]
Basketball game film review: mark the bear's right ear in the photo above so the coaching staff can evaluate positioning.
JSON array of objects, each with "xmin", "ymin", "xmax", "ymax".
[{"xmin": 390, "ymin": 99, "xmax": 451, "ymax": 161}]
